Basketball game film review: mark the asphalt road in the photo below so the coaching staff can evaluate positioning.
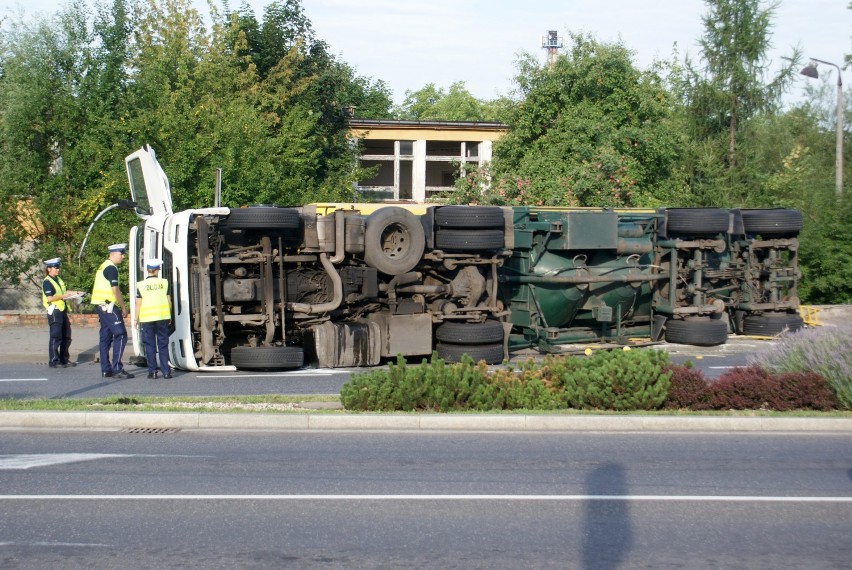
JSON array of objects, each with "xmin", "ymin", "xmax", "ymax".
[{"xmin": 1, "ymin": 430, "xmax": 851, "ymax": 569}]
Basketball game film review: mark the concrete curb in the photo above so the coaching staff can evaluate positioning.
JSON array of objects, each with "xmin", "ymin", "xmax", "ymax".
[{"xmin": 1, "ymin": 411, "xmax": 851, "ymax": 432}]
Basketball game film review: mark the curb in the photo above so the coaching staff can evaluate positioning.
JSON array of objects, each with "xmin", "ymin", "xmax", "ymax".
[
  {"xmin": 1, "ymin": 411, "xmax": 851, "ymax": 432},
  {"xmin": 0, "ymin": 313, "xmax": 101, "ymax": 327}
]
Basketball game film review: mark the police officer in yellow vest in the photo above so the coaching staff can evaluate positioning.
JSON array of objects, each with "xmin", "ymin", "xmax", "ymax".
[
  {"xmin": 92, "ymin": 243, "xmax": 134, "ymax": 378},
  {"xmin": 42, "ymin": 257, "xmax": 83, "ymax": 368},
  {"xmin": 133, "ymin": 258, "xmax": 173, "ymax": 379}
]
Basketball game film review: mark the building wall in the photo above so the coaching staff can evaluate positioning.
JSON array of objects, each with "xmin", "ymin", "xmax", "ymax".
[{"xmin": 349, "ymin": 120, "xmax": 506, "ymax": 203}]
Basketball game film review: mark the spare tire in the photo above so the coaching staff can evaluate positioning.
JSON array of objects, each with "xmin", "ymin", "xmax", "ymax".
[{"xmin": 363, "ymin": 207, "xmax": 426, "ymax": 275}]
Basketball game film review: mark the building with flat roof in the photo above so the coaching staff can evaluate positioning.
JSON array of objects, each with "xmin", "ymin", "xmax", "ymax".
[{"xmin": 349, "ymin": 119, "xmax": 508, "ymax": 203}]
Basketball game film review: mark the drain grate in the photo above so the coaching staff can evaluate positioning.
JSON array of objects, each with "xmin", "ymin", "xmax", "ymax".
[{"xmin": 122, "ymin": 427, "xmax": 180, "ymax": 434}]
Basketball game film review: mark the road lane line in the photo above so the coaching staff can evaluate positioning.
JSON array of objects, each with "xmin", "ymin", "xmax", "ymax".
[
  {"xmin": 0, "ymin": 495, "xmax": 850, "ymax": 502},
  {"xmin": 0, "ymin": 378, "xmax": 48, "ymax": 382}
]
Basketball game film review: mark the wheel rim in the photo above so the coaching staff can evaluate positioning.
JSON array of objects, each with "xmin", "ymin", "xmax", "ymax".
[{"xmin": 380, "ymin": 222, "xmax": 413, "ymax": 260}]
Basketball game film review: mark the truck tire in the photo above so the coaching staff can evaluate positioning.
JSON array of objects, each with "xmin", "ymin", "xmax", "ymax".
[
  {"xmin": 363, "ymin": 207, "xmax": 426, "ymax": 275},
  {"xmin": 226, "ymin": 206, "xmax": 302, "ymax": 232},
  {"xmin": 664, "ymin": 317, "xmax": 728, "ymax": 346},
  {"xmin": 666, "ymin": 208, "xmax": 730, "ymax": 235},
  {"xmin": 740, "ymin": 209, "xmax": 802, "ymax": 238},
  {"xmin": 435, "ymin": 206, "xmax": 505, "ymax": 229},
  {"xmin": 741, "ymin": 312, "xmax": 804, "ymax": 336},
  {"xmin": 230, "ymin": 346, "xmax": 304, "ymax": 370},
  {"xmin": 436, "ymin": 342, "xmax": 505, "ymax": 364},
  {"xmin": 435, "ymin": 229, "xmax": 504, "ymax": 252},
  {"xmin": 435, "ymin": 320, "xmax": 505, "ymax": 345}
]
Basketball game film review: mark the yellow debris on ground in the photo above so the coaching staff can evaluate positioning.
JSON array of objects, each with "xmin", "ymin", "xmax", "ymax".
[{"xmin": 799, "ymin": 305, "xmax": 821, "ymax": 326}]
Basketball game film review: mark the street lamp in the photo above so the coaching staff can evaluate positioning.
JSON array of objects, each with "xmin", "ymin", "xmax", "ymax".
[{"xmin": 800, "ymin": 58, "xmax": 844, "ymax": 198}]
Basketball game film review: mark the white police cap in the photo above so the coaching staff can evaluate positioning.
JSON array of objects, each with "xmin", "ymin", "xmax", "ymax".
[
  {"xmin": 146, "ymin": 258, "xmax": 163, "ymax": 270},
  {"xmin": 44, "ymin": 257, "xmax": 61, "ymax": 267},
  {"xmin": 108, "ymin": 243, "xmax": 127, "ymax": 253}
]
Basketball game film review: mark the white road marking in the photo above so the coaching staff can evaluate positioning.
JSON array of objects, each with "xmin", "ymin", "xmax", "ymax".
[
  {"xmin": 0, "ymin": 494, "xmax": 850, "ymax": 502},
  {"xmin": 0, "ymin": 378, "xmax": 48, "ymax": 382},
  {"xmin": 0, "ymin": 454, "xmax": 132, "ymax": 470},
  {"xmin": 0, "ymin": 542, "xmax": 110, "ymax": 548}
]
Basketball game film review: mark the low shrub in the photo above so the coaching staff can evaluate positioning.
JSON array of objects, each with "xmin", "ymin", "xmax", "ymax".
[
  {"xmin": 545, "ymin": 349, "xmax": 671, "ymax": 410},
  {"xmin": 340, "ymin": 346, "xmax": 840, "ymax": 413},
  {"xmin": 340, "ymin": 348, "xmax": 672, "ymax": 412},
  {"xmin": 339, "ymin": 354, "xmax": 491, "ymax": 411},
  {"xmin": 709, "ymin": 366, "xmax": 836, "ymax": 411},
  {"xmin": 748, "ymin": 324, "xmax": 852, "ymax": 410},
  {"xmin": 662, "ymin": 365, "xmax": 712, "ymax": 410}
]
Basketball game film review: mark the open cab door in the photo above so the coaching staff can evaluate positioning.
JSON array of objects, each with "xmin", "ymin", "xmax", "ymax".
[
  {"xmin": 125, "ymin": 144, "xmax": 173, "ymax": 364},
  {"xmin": 125, "ymin": 145, "xmax": 173, "ymax": 217}
]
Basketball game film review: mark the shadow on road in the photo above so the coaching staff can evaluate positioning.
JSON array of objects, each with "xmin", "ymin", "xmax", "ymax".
[{"xmin": 582, "ymin": 463, "xmax": 633, "ymax": 570}]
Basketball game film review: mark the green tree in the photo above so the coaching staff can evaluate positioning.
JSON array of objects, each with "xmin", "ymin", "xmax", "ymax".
[
  {"xmin": 394, "ymin": 81, "xmax": 507, "ymax": 122},
  {"xmin": 675, "ymin": 0, "xmax": 801, "ymax": 204},
  {"xmin": 0, "ymin": 3, "xmax": 116, "ymax": 291},
  {"xmin": 478, "ymin": 34, "xmax": 687, "ymax": 207}
]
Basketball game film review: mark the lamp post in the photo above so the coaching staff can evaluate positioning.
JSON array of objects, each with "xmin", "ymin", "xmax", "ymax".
[{"xmin": 800, "ymin": 58, "xmax": 844, "ymax": 198}]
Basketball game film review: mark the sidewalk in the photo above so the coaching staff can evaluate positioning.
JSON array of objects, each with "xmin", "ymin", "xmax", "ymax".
[{"xmin": 0, "ymin": 321, "xmax": 101, "ymax": 365}]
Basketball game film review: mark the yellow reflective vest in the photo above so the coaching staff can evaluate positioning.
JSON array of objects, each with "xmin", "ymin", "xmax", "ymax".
[
  {"xmin": 137, "ymin": 277, "xmax": 171, "ymax": 322},
  {"xmin": 42, "ymin": 275, "xmax": 67, "ymax": 311},
  {"xmin": 92, "ymin": 259, "xmax": 118, "ymax": 304}
]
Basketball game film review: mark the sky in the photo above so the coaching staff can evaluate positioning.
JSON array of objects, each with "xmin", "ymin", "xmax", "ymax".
[
  {"xmin": 4, "ymin": 0, "xmax": 850, "ymax": 105},
  {"xmin": 300, "ymin": 0, "xmax": 849, "ymax": 105}
]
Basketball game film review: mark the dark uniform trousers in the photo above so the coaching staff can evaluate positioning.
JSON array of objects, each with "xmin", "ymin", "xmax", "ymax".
[
  {"xmin": 96, "ymin": 305, "xmax": 128, "ymax": 374},
  {"xmin": 47, "ymin": 309, "xmax": 72, "ymax": 366},
  {"xmin": 141, "ymin": 320, "xmax": 170, "ymax": 376}
]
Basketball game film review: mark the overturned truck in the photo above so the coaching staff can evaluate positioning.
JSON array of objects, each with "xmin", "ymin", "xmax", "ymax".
[{"xmin": 125, "ymin": 145, "xmax": 802, "ymax": 371}]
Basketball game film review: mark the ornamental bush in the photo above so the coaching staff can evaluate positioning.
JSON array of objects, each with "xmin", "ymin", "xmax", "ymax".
[
  {"xmin": 709, "ymin": 366, "xmax": 836, "ymax": 411},
  {"xmin": 662, "ymin": 364, "xmax": 713, "ymax": 410}
]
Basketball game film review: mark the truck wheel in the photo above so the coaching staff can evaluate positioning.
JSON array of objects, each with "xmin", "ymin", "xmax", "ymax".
[
  {"xmin": 664, "ymin": 317, "xmax": 728, "ymax": 346},
  {"xmin": 666, "ymin": 208, "xmax": 730, "ymax": 235},
  {"xmin": 436, "ymin": 320, "xmax": 504, "ymax": 345},
  {"xmin": 741, "ymin": 312, "xmax": 803, "ymax": 336},
  {"xmin": 226, "ymin": 207, "xmax": 302, "ymax": 232},
  {"xmin": 740, "ymin": 209, "xmax": 802, "ymax": 238},
  {"xmin": 364, "ymin": 207, "xmax": 426, "ymax": 275},
  {"xmin": 230, "ymin": 346, "xmax": 304, "ymax": 370},
  {"xmin": 435, "ymin": 206, "xmax": 504, "ymax": 229},
  {"xmin": 435, "ymin": 229, "xmax": 504, "ymax": 251},
  {"xmin": 436, "ymin": 342, "xmax": 505, "ymax": 364}
]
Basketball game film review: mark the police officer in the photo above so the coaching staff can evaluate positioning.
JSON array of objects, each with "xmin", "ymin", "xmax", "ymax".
[
  {"xmin": 42, "ymin": 257, "xmax": 83, "ymax": 368},
  {"xmin": 91, "ymin": 243, "xmax": 134, "ymax": 378},
  {"xmin": 133, "ymin": 258, "xmax": 173, "ymax": 379}
]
